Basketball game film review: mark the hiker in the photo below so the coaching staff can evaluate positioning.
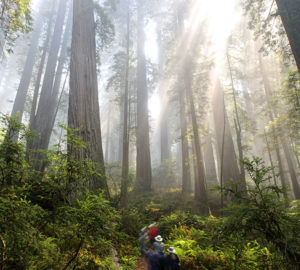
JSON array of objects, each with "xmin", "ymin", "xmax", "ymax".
[
  {"xmin": 153, "ymin": 235, "xmax": 164, "ymax": 253},
  {"xmin": 139, "ymin": 226, "xmax": 149, "ymax": 253},
  {"xmin": 148, "ymin": 223, "xmax": 159, "ymax": 244},
  {"xmin": 141, "ymin": 242, "xmax": 165, "ymax": 270},
  {"xmin": 163, "ymin": 247, "xmax": 180, "ymax": 270}
]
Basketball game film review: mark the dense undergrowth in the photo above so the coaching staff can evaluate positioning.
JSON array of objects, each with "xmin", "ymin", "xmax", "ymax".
[{"xmin": 0, "ymin": 115, "xmax": 299, "ymax": 269}]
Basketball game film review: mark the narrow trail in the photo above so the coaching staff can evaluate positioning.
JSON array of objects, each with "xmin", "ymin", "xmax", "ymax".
[{"xmin": 136, "ymin": 257, "xmax": 148, "ymax": 270}]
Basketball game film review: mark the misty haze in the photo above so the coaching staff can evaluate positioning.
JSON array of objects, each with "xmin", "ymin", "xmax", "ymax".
[{"xmin": 0, "ymin": 0, "xmax": 299, "ymax": 269}]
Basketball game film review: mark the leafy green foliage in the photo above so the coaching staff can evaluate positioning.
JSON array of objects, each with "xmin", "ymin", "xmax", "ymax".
[
  {"xmin": 0, "ymin": 116, "xmax": 299, "ymax": 269},
  {"xmin": 241, "ymin": 0, "xmax": 293, "ymax": 61},
  {"xmin": 0, "ymin": 115, "xmax": 32, "ymax": 186},
  {"xmin": 221, "ymin": 157, "xmax": 300, "ymax": 266},
  {"xmin": 94, "ymin": 2, "xmax": 115, "ymax": 53},
  {"xmin": 0, "ymin": 0, "xmax": 32, "ymax": 54},
  {"xmin": 282, "ymin": 70, "xmax": 300, "ymax": 142},
  {"xmin": 0, "ymin": 116, "xmax": 124, "ymax": 269},
  {"xmin": 135, "ymin": 157, "xmax": 299, "ymax": 269}
]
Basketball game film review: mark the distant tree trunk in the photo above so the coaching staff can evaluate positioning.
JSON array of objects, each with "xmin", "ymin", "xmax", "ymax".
[
  {"xmin": 0, "ymin": 2, "xmax": 7, "ymax": 60},
  {"xmin": 176, "ymin": 4, "xmax": 191, "ymax": 195},
  {"xmin": 203, "ymin": 129, "xmax": 218, "ymax": 187},
  {"xmin": 275, "ymin": 0, "xmax": 300, "ymax": 71},
  {"xmin": 264, "ymin": 50, "xmax": 300, "ymax": 199},
  {"xmin": 135, "ymin": 0, "xmax": 152, "ymax": 192},
  {"xmin": 259, "ymin": 55, "xmax": 289, "ymax": 198},
  {"xmin": 157, "ymin": 25, "xmax": 169, "ymax": 164},
  {"xmin": 10, "ymin": 16, "xmax": 44, "ymax": 123},
  {"xmin": 264, "ymin": 129, "xmax": 277, "ymax": 184},
  {"xmin": 51, "ymin": 8, "xmax": 72, "ymax": 108},
  {"xmin": 118, "ymin": 86, "xmax": 124, "ymax": 164},
  {"xmin": 184, "ymin": 59, "xmax": 207, "ymax": 203},
  {"xmin": 29, "ymin": 6, "xmax": 55, "ymax": 132},
  {"xmin": 68, "ymin": 0, "xmax": 108, "ymax": 194},
  {"xmin": 192, "ymin": 139, "xmax": 198, "ymax": 193},
  {"xmin": 0, "ymin": 29, "xmax": 5, "ymax": 62},
  {"xmin": 46, "ymin": 5, "xmax": 72, "ymax": 135},
  {"xmin": 227, "ymin": 53, "xmax": 246, "ymax": 184},
  {"xmin": 290, "ymin": 138, "xmax": 300, "ymax": 170},
  {"xmin": 281, "ymin": 139, "xmax": 300, "ymax": 199},
  {"xmin": 274, "ymin": 143, "xmax": 289, "ymax": 198},
  {"xmin": 213, "ymin": 83, "xmax": 245, "ymax": 190},
  {"xmin": 105, "ymin": 109, "xmax": 111, "ymax": 163},
  {"xmin": 120, "ymin": 2, "xmax": 130, "ymax": 208},
  {"xmin": 29, "ymin": 0, "xmax": 68, "ymax": 169},
  {"xmin": 0, "ymin": 57, "xmax": 7, "ymax": 86},
  {"xmin": 179, "ymin": 84, "xmax": 192, "ymax": 194}
]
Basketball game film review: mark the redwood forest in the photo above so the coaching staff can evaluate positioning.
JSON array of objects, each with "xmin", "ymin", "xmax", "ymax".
[{"xmin": 0, "ymin": 0, "xmax": 299, "ymax": 269}]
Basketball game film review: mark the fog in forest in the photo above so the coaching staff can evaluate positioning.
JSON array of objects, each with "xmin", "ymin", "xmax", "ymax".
[{"xmin": 0, "ymin": 0, "xmax": 299, "ymax": 268}]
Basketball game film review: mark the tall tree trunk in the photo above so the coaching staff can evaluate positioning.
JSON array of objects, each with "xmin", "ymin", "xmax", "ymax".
[
  {"xmin": 259, "ymin": 54, "xmax": 290, "ymax": 197},
  {"xmin": 135, "ymin": 0, "xmax": 152, "ymax": 192},
  {"xmin": 290, "ymin": 138, "xmax": 300, "ymax": 170},
  {"xmin": 192, "ymin": 139, "xmax": 198, "ymax": 193},
  {"xmin": 0, "ymin": 30, "xmax": 5, "ymax": 62},
  {"xmin": 68, "ymin": 0, "xmax": 108, "ymax": 194},
  {"xmin": 45, "ymin": 5, "xmax": 72, "ymax": 141},
  {"xmin": 29, "ymin": 6, "xmax": 56, "ymax": 132},
  {"xmin": 157, "ymin": 25, "xmax": 169, "ymax": 164},
  {"xmin": 281, "ymin": 139, "xmax": 300, "ymax": 199},
  {"xmin": 10, "ymin": 16, "xmax": 44, "ymax": 123},
  {"xmin": 264, "ymin": 129, "xmax": 277, "ymax": 184},
  {"xmin": 275, "ymin": 0, "xmax": 300, "ymax": 71},
  {"xmin": 120, "ymin": 2, "xmax": 130, "ymax": 208},
  {"xmin": 227, "ymin": 53, "xmax": 246, "ymax": 184},
  {"xmin": 179, "ymin": 84, "xmax": 192, "ymax": 194},
  {"xmin": 0, "ymin": 57, "xmax": 7, "ymax": 86},
  {"xmin": 176, "ymin": 4, "xmax": 191, "ymax": 195},
  {"xmin": 184, "ymin": 60, "xmax": 207, "ymax": 203},
  {"xmin": 213, "ymin": 83, "xmax": 244, "ymax": 190},
  {"xmin": 29, "ymin": 0, "xmax": 68, "ymax": 169},
  {"xmin": 118, "ymin": 85, "xmax": 124, "ymax": 164},
  {"xmin": 203, "ymin": 128, "xmax": 218, "ymax": 187},
  {"xmin": 105, "ymin": 108, "xmax": 111, "ymax": 163}
]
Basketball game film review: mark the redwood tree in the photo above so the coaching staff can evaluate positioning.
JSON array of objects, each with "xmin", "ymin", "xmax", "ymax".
[
  {"xmin": 135, "ymin": 0, "xmax": 152, "ymax": 192},
  {"xmin": 275, "ymin": 0, "xmax": 300, "ymax": 71},
  {"xmin": 68, "ymin": 0, "xmax": 108, "ymax": 194}
]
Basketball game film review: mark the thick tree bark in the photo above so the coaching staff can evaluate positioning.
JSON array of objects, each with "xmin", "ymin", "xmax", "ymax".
[
  {"xmin": 184, "ymin": 60, "xmax": 207, "ymax": 203},
  {"xmin": 120, "ymin": 3, "xmax": 130, "ymax": 208},
  {"xmin": 275, "ymin": 0, "xmax": 300, "ymax": 71},
  {"xmin": 135, "ymin": 0, "xmax": 152, "ymax": 192},
  {"xmin": 11, "ymin": 16, "xmax": 43, "ymax": 123},
  {"xmin": 68, "ymin": 0, "xmax": 108, "ymax": 194}
]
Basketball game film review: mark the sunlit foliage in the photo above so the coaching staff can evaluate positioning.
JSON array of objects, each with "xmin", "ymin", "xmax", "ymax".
[{"xmin": 0, "ymin": 0, "xmax": 32, "ymax": 54}]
